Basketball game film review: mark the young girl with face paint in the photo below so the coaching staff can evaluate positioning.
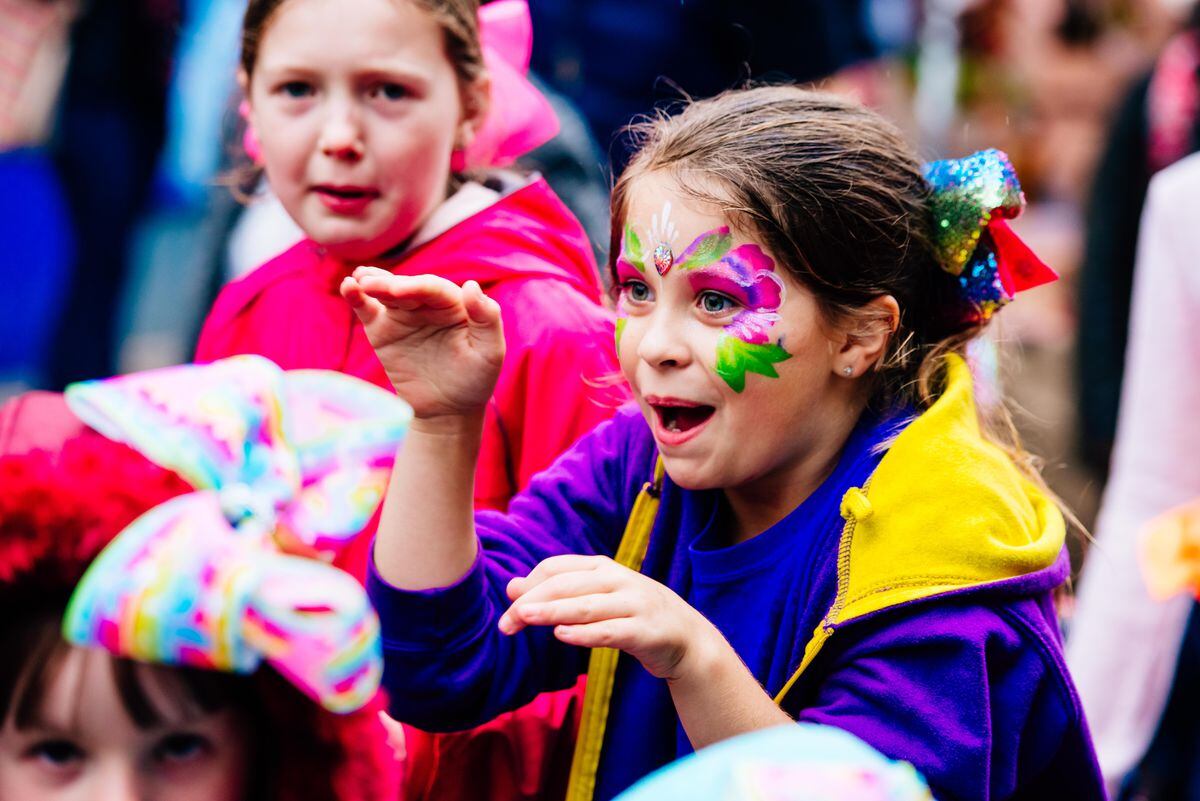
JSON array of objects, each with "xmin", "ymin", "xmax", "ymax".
[
  {"xmin": 0, "ymin": 362, "xmax": 407, "ymax": 801},
  {"xmin": 351, "ymin": 86, "xmax": 1106, "ymax": 801}
]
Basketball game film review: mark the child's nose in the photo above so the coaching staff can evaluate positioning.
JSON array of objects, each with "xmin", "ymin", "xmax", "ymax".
[
  {"xmin": 319, "ymin": 105, "xmax": 365, "ymax": 161},
  {"xmin": 636, "ymin": 314, "xmax": 692, "ymax": 369},
  {"xmin": 92, "ymin": 760, "xmax": 139, "ymax": 801}
]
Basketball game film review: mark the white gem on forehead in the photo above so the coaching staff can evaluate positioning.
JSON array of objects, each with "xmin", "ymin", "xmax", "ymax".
[{"xmin": 649, "ymin": 201, "xmax": 679, "ymax": 276}]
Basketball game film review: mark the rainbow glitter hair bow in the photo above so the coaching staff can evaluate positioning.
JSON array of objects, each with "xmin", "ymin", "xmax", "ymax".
[
  {"xmin": 60, "ymin": 356, "xmax": 412, "ymax": 713},
  {"xmin": 923, "ymin": 148, "xmax": 1058, "ymax": 322}
]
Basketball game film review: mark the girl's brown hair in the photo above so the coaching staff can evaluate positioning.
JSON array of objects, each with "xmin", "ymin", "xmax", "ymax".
[
  {"xmin": 611, "ymin": 86, "xmax": 1055, "ymax": 498},
  {"xmin": 240, "ymin": 0, "xmax": 485, "ymax": 88}
]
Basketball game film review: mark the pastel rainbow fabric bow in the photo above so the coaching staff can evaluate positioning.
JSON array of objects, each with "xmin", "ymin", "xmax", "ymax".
[
  {"xmin": 923, "ymin": 149, "xmax": 1058, "ymax": 322},
  {"xmin": 455, "ymin": 0, "xmax": 560, "ymax": 170},
  {"xmin": 60, "ymin": 356, "xmax": 412, "ymax": 713}
]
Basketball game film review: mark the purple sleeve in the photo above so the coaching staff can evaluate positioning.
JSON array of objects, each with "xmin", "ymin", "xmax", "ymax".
[
  {"xmin": 795, "ymin": 599, "xmax": 1102, "ymax": 801},
  {"xmin": 366, "ymin": 407, "xmax": 654, "ymax": 731}
]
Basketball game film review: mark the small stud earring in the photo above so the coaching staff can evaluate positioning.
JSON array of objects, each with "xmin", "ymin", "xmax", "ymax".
[{"xmin": 842, "ymin": 366, "xmax": 853, "ymax": 377}]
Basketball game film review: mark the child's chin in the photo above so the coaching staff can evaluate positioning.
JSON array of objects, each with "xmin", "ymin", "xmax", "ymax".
[
  {"xmin": 659, "ymin": 456, "xmax": 723, "ymax": 491},
  {"xmin": 313, "ymin": 230, "xmax": 401, "ymax": 263}
]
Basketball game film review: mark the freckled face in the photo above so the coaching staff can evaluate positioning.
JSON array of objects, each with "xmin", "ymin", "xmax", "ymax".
[{"xmin": 615, "ymin": 173, "xmax": 843, "ymax": 491}]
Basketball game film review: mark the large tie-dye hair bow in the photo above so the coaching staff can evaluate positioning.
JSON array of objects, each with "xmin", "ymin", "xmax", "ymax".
[
  {"xmin": 923, "ymin": 149, "xmax": 1058, "ymax": 322},
  {"xmin": 60, "ymin": 356, "xmax": 412, "ymax": 713}
]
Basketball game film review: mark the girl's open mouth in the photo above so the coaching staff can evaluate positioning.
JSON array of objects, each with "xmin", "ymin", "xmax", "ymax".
[{"xmin": 648, "ymin": 399, "xmax": 716, "ymax": 446}]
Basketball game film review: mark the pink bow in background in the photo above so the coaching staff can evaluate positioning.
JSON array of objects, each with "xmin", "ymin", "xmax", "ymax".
[{"xmin": 454, "ymin": 0, "xmax": 559, "ymax": 171}]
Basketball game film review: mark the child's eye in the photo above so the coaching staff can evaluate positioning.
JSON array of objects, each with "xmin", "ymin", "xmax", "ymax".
[
  {"xmin": 153, "ymin": 732, "xmax": 211, "ymax": 764},
  {"xmin": 27, "ymin": 739, "xmax": 84, "ymax": 768},
  {"xmin": 277, "ymin": 80, "xmax": 313, "ymax": 99},
  {"xmin": 370, "ymin": 82, "xmax": 409, "ymax": 101},
  {"xmin": 698, "ymin": 291, "xmax": 736, "ymax": 314},
  {"xmin": 621, "ymin": 280, "xmax": 652, "ymax": 303}
]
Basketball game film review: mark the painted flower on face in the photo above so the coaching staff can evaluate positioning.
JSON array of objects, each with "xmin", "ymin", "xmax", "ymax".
[
  {"xmin": 689, "ymin": 244, "xmax": 785, "ymax": 345},
  {"xmin": 680, "ymin": 237, "xmax": 791, "ymax": 393}
]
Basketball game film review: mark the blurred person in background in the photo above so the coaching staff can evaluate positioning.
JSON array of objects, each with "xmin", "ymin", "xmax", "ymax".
[
  {"xmin": 1076, "ymin": 1, "xmax": 1200, "ymax": 479},
  {"xmin": 527, "ymin": 0, "xmax": 904, "ymax": 167},
  {"xmin": 0, "ymin": 0, "xmax": 77, "ymax": 394},
  {"xmin": 43, "ymin": 0, "xmax": 179, "ymax": 388},
  {"xmin": 115, "ymin": 0, "xmax": 253, "ymax": 374},
  {"xmin": 1069, "ymin": 149, "xmax": 1200, "ymax": 799}
]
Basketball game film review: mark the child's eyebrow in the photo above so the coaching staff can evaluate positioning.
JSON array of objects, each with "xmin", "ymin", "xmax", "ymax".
[
  {"xmin": 352, "ymin": 63, "xmax": 434, "ymax": 86},
  {"xmin": 15, "ymin": 710, "xmax": 75, "ymax": 735}
]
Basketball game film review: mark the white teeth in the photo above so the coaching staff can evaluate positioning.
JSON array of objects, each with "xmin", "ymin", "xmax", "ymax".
[{"xmin": 663, "ymin": 410, "xmax": 680, "ymax": 432}]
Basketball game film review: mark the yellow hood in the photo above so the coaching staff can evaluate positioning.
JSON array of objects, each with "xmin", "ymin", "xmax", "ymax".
[{"xmin": 775, "ymin": 354, "xmax": 1066, "ymax": 702}]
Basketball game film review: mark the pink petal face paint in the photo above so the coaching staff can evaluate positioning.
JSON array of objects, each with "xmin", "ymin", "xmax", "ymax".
[{"xmin": 679, "ymin": 234, "xmax": 792, "ymax": 392}]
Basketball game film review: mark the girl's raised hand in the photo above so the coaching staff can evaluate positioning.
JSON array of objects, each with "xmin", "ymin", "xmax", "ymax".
[
  {"xmin": 498, "ymin": 555, "xmax": 726, "ymax": 683},
  {"xmin": 341, "ymin": 267, "xmax": 505, "ymax": 420}
]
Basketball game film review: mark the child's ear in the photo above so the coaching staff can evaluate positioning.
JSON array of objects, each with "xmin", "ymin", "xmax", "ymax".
[
  {"xmin": 457, "ymin": 71, "xmax": 492, "ymax": 150},
  {"xmin": 834, "ymin": 294, "xmax": 899, "ymax": 379},
  {"xmin": 237, "ymin": 69, "xmax": 251, "ymax": 104}
]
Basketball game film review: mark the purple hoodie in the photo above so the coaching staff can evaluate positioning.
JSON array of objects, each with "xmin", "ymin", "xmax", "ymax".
[{"xmin": 369, "ymin": 361, "xmax": 1104, "ymax": 801}]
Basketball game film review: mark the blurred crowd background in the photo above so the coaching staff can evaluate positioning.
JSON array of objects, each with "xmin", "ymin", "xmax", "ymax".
[{"xmin": 2, "ymin": 0, "xmax": 1199, "ymax": 796}]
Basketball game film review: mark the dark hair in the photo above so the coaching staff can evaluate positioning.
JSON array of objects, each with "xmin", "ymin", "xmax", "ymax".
[
  {"xmin": 240, "ymin": 0, "xmax": 485, "ymax": 87},
  {"xmin": 612, "ymin": 86, "xmax": 1061, "ymax": 499},
  {"xmin": 0, "ymin": 607, "xmax": 262, "ymax": 733}
]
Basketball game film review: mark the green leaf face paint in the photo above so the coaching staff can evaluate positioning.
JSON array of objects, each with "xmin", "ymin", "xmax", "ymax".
[
  {"xmin": 714, "ymin": 336, "xmax": 792, "ymax": 393},
  {"xmin": 615, "ymin": 317, "xmax": 626, "ymax": 351},
  {"xmin": 622, "ymin": 225, "xmax": 647, "ymax": 275}
]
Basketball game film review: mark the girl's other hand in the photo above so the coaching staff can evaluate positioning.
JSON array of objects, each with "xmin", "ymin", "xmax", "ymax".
[
  {"xmin": 341, "ymin": 267, "xmax": 505, "ymax": 420},
  {"xmin": 498, "ymin": 555, "xmax": 726, "ymax": 684}
]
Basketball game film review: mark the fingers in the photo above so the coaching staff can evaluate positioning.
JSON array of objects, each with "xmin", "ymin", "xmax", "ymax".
[
  {"xmin": 510, "ymin": 592, "xmax": 633, "ymax": 631},
  {"xmin": 350, "ymin": 267, "xmax": 463, "ymax": 312},
  {"xmin": 499, "ymin": 570, "xmax": 622, "ymax": 634},
  {"xmin": 377, "ymin": 711, "xmax": 407, "ymax": 762},
  {"xmin": 551, "ymin": 618, "xmax": 638, "ymax": 651},
  {"xmin": 506, "ymin": 554, "xmax": 611, "ymax": 601},
  {"xmin": 499, "ymin": 556, "xmax": 625, "ymax": 635},
  {"xmin": 340, "ymin": 276, "xmax": 385, "ymax": 327},
  {"xmin": 463, "ymin": 279, "xmax": 502, "ymax": 327}
]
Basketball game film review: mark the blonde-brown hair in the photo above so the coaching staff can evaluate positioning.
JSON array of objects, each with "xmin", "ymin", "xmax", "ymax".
[{"xmin": 240, "ymin": 0, "xmax": 485, "ymax": 88}]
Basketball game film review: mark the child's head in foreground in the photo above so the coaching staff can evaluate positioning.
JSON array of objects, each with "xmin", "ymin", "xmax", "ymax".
[
  {"xmin": 614, "ymin": 723, "xmax": 933, "ymax": 801},
  {"xmin": 610, "ymin": 86, "xmax": 1046, "ymax": 492},
  {"xmin": 237, "ymin": 0, "xmax": 491, "ymax": 263},
  {"xmin": 0, "ymin": 391, "xmax": 397, "ymax": 801}
]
